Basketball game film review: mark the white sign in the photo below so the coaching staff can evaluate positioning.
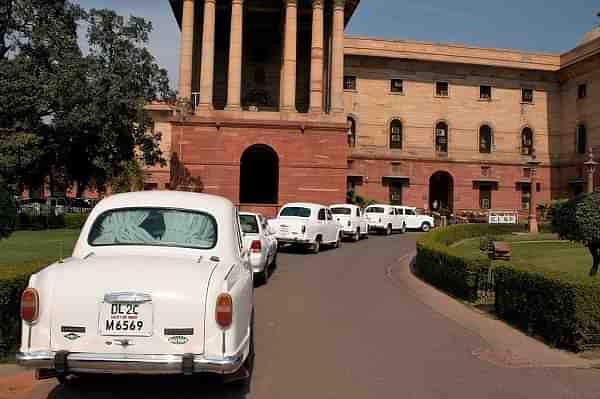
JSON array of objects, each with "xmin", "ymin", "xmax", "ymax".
[{"xmin": 488, "ymin": 210, "xmax": 519, "ymax": 225}]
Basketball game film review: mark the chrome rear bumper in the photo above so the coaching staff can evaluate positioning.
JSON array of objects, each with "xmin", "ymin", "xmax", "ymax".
[{"xmin": 16, "ymin": 350, "xmax": 244, "ymax": 375}]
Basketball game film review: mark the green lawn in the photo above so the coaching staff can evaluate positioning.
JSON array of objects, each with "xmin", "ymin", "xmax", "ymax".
[
  {"xmin": 453, "ymin": 234, "xmax": 593, "ymax": 282},
  {"xmin": 0, "ymin": 229, "xmax": 80, "ymax": 270}
]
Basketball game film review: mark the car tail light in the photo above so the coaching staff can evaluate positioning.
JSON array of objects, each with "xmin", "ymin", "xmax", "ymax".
[
  {"xmin": 21, "ymin": 288, "xmax": 39, "ymax": 323},
  {"xmin": 216, "ymin": 293, "xmax": 233, "ymax": 329},
  {"xmin": 250, "ymin": 240, "xmax": 261, "ymax": 253},
  {"xmin": 301, "ymin": 225, "xmax": 306, "ymax": 234},
  {"xmin": 348, "ymin": 220, "xmax": 352, "ymax": 227}
]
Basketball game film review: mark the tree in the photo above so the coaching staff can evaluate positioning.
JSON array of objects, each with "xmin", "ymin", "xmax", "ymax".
[
  {"xmin": 0, "ymin": 182, "xmax": 17, "ymax": 239},
  {"xmin": 0, "ymin": 1, "xmax": 173, "ymax": 195},
  {"xmin": 109, "ymin": 160, "xmax": 145, "ymax": 194},
  {"xmin": 552, "ymin": 193, "xmax": 600, "ymax": 276}
]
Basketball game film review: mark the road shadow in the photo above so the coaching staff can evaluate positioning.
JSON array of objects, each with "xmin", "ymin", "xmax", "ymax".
[{"xmin": 46, "ymin": 375, "xmax": 250, "ymax": 399}]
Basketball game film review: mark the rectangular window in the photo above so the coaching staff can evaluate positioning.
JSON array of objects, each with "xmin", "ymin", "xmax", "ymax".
[
  {"xmin": 480, "ymin": 85, "xmax": 492, "ymax": 100},
  {"xmin": 578, "ymin": 84, "xmax": 587, "ymax": 99},
  {"xmin": 391, "ymin": 79, "xmax": 403, "ymax": 93},
  {"xmin": 389, "ymin": 183, "xmax": 402, "ymax": 206},
  {"xmin": 480, "ymin": 187, "xmax": 492, "ymax": 210},
  {"xmin": 522, "ymin": 88, "xmax": 534, "ymax": 104},
  {"xmin": 521, "ymin": 185, "xmax": 531, "ymax": 210},
  {"xmin": 436, "ymin": 81, "xmax": 449, "ymax": 97},
  {"xmin": 344, "ymin": 76, "xmax": 357, "ymax": 91}
]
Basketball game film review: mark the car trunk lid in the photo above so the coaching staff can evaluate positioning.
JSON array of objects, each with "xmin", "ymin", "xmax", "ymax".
[{"xmin": 49, "ymin": 255, "xmax": 219, "ymax": 355}]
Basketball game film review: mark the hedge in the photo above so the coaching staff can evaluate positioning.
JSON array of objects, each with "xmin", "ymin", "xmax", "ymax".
[
  {"xmin": 495, "ymin": 265, "xmax": 600, "ymax": 351},
  {"xmin": 415, "ymin": 224, "xmax": 525, "ymax": 301},
  {"xmin": 0, "ymin": 260, "xmax": 51, "ymax": 359},
  {"xmin": 15, "ymin": 213, "xmax": 88, "ymax": 231}
]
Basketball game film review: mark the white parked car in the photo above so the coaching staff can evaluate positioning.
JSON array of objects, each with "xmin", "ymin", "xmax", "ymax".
[
  {"xmin": 394, "ymin": 206, "xmax": 435, "ymax": 232},
  {"xmin": 365, "ymin": 204, "xmax": 406, "ymax": 235},
  {"xmin": 239, "ymin": 212, "xmax": 278, "ymax": 284},
  {"xmin": 330, "ymin": 204, "xmax": 368, "ymax": 242},
  {"xmin": 17, "ymin": 192, "xmax": 254, "ymax": 383},
  {"xmin": 269, "ymin": 203, "xmax": 341, "ymax": 253}
]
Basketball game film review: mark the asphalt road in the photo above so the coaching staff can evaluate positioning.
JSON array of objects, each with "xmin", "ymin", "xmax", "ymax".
[{"xmin": 21, "ymin": 233, "xmax": 600, "ymax": 398}]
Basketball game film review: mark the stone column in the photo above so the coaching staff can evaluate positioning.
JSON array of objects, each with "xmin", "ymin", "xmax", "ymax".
[
  {"xmin": 198, "ymin": 0, "xmax": 216, "ymax": 112},
  {"xmin": 330, "ymin": 0, "xmax": 345, "ymax": 114},
  {"xmin": 309, "ymin": 0, "xmax": 324, "ymax": 113},
  {"xmin": 226, "ymin": 0, "xmax": 244, "ymax": 111},
  {"xmin": 280, "ymin": 0, "xmax": 298, "ymax": 112},
  {"xmin": 178, "ymin": 0, "xmax": 195, "ymax": 100}
]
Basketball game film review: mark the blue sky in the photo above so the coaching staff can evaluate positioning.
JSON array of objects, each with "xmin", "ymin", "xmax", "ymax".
[{"xmin": 76, "ymin": 0, "xmax": 599, "ymax": 86}]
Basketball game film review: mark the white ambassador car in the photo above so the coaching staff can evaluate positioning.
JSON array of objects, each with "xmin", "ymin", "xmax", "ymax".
[
  {"xmin": 365, "ymin": 204, "xmax": 406, "ymax": 235},
  {"xmin": 269, "ymin": 203, "xmax": 341, "ymax": 253},
  {"xmin": 330, "ymin": 204, "xmax": 368, "ymax": 241},
  {"xmin": 17, "ymin": 192, "xmax": 254, "ymax": 383},
  {"xmin": 239, "ymin": 212, "xmax": 277, "ymax": 284},
  {"xmin": 394, "ymin": 206, "xmax": 435, "ymax": 232}
]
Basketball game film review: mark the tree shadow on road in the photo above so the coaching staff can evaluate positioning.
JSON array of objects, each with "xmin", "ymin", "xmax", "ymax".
[{"xmin": 46, "ymin": 375, "xmax": 250, "ymax": 399}]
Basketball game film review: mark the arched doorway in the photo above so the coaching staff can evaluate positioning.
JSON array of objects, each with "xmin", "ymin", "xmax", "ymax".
[
  {"xmin": 240, "ymin": 144, "xmax": 279, "ymax": 204},
  {"xmin": 429, "ymin": 171, "xmax": 454, "ymax": 212}
]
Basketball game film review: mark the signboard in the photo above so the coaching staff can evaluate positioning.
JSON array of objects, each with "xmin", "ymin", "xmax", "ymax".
[{"xmin": 488, "ymin": 210, "xmax": 519, "ymax": 225}]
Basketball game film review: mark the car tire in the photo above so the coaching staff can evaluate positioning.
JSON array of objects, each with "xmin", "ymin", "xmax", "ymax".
[
  {"xmin": 401, "ymin": 223, "xmax": 406, "ymax": 234},
  {"xmin": 421, "ymin": 222, "xmax": 432, "ymax": 232},
  {"xmin": 254, "ymin": 269, "xmax": 268, "ymax": 286},
  {"xmin": 334, "ymin": 234, "xmax": 341, "ymax": 248},
  {"xmin": 353, "ymin": 229, "xmax": 360, "ymax": 242},
  {"xmin": 386, "ymin": 224, "xmax": 392, "ymax": 236},
  {"xmin": 311, "ymin": 237, "xmax": 321, "ymax": 254}
]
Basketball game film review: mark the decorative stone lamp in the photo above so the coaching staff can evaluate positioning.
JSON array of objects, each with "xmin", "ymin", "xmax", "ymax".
[{"xmin": 584, "ymin": 147, "xmax": 598, "ymax": 194}]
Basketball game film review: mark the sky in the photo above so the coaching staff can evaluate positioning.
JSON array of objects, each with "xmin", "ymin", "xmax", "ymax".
[{"xmin": 76, "ymin": 0, "xmax": 600, "ymax": 87}]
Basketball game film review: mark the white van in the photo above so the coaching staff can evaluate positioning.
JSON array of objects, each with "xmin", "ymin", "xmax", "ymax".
[{"xmin": 365, "ymin": 204, "xmax": 406, "ymax": 235}]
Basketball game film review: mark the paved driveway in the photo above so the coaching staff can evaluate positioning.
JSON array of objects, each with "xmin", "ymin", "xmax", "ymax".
[{"xmin": 19, "ymin": 233, "xmax": 600, "ymax": 398}]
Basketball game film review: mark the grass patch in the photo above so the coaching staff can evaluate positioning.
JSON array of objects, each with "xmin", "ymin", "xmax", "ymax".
[{"xmin": 0, "ymin": 229, "xmax": 80, "ymax": 274}]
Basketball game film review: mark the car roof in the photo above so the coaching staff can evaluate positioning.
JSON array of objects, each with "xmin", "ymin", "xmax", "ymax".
[
  {"xmin": 330, "ymin": 204, "xmax": 358, "ymax": 209},
  {"xmin": 281, "ymin": 202, "xmax": 325, "ymax": 210},
  {"xmin": 240, "ymin": 212, "xmax": 262, "ymax": 218},
  {"xmin": 366, "ymin": 204, "xmax": 394, "ymax": 208}
]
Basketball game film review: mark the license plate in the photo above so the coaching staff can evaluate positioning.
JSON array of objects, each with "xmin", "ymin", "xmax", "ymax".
[{"xmin": 99, "ymin": 302, "xmax": 153, "ymax": 337}]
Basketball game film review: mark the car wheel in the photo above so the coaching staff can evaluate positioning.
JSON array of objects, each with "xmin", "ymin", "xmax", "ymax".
[
  {"xmin": 386, "ymin": 224, "xmax": 392, "ymax": 236},
  {"xmin": 401, "ymin": 223, "xmax": 407, "ymax": 234},
  {"xmin": 353, "ymin": 229, "xmax": 360, "ymax": 242},
  {"xmin": 334, "ymin": 234, "xmax": 341, "ymax": 248},
  {"xmin": 311, "ymin": 237, "xmax": 321, "ymax": 254},
  {"xmin": 254, "ymin": 269, "xmax": 268, "ymax": 286},
  {"xmin": 421, "ymin": 222, "xmax": 432, "ymax": 232}
]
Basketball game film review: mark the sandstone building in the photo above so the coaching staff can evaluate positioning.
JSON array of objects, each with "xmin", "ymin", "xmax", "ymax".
[{"xmin": 146, "ymin": 0, "xmax": 600, "ymax": 217}]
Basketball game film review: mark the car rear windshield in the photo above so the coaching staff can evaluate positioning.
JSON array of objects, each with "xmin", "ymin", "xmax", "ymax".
[
  {"xmin": 88, "ymin": 208, "xmax": 217, "ymax": 250},
  {"xmin": 331, "ymin": 208, "xmax": 352, "ymax": 215},
  {"xmin": 366, "ymin": 207, "xmax": 385, "ymax": 214},
  {"xmin": 279, "ymin": 207, "xmax": 311, "ymax": 218},
  {"xmin": 239, "ymin": 214, "xmax": 259, "ymax": 234}
]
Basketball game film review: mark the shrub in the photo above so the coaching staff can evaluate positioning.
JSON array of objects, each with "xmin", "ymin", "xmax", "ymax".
[
  {"xmin": 415, "ymin": 224, "xmax": 524, "ymax": 301},
  {"xmin": 64, "ymin": 213, "xmax": 88, "ymax": 229},
  {"xmin": 0, "ymin": 260, "xmax": 51, "ymax": 358},
  {"xmin": 0, "ymin": 185, "xmax": 17, "ymax": 239},
  {"xmin": 495, "ymin": 265, "xmax": 600, "ymax": 351}
]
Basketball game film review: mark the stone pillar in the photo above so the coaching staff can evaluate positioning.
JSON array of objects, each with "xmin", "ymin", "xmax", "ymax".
[
  {"xmin": 330, "ymin": 0, "xmax": 345, "ymax": 114},
  {"xmin": 178, "ymin": 0, "xmax": 195, "ymax": 100},
  {"xmin": 280, "ymin": 0, "xmax": 298, "ymax": 112},
  {"xmin": 226, "ymin": 0, "xmax": 244, "ymax": 111},
  {"xmin": 198, "ymin": 0, "xmax": 216, "ymax": 112},
  {"xmin": 309, "ymin": 0, "xmax": 324, "ymax": 113}
]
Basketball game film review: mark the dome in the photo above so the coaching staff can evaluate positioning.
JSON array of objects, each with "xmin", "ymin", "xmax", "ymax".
[{"xmin": 578, "ymin": 26, "xmax": 600, "ymax": 46}]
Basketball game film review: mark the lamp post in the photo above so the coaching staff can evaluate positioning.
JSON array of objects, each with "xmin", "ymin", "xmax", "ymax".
[
  {"xmin": 585, "ymin": 147, "xmax": 598, "ymax": 194},
  {"xmin": 526, "ymin": 150, "xmax": 541, "ymax": 234}
]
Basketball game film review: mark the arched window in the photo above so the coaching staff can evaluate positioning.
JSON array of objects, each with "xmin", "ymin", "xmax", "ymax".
[
  {"xmin": 479, "ymin": 125, "xmax": 492, "ymax": 153},
  {"xmin": 576, "ymin": 124, "xmax": 587, "ymax": 155},
  {"xmin": 347, "ymin": 117, "xmax": 356, "ymax": 147},
  {"xmin": 435, "ymin": 122, "xmax": 448, "ymax": 153},
  {"xmin": 521, "ymin": 127, "xmax": 534, "ymax": 155},
  {"xmin": 390, "ymin": 119, "xmax": 402, "ymax": 149}
]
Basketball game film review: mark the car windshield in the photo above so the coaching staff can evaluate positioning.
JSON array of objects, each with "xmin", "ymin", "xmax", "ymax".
[
  {"xmin": 331, "ymin": 207, "xmax": 352, "ymax": 215},
  {"xmin": 366, "ymin": 207, "xmax": 384, "ymax": 214},
  {"xmin": 88, "ymin": 208, "xmax": 217, "ymax": 249},
  {"xmin": 279, "ymin": 207, "xmax": 311, "ymax": 218},
  {"xmin": 239, "ymin": 214, "xmax": 259, "ymax": 234}
]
